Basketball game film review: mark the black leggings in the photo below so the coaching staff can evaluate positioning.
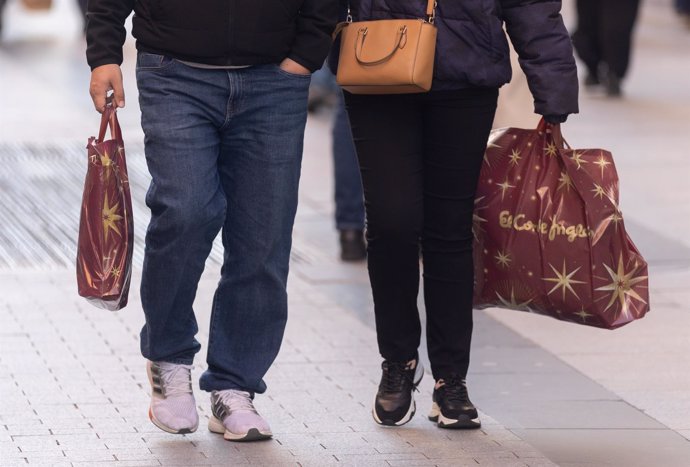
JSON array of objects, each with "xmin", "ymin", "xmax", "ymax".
[{"xmin": 344, "ymin": 88, "xmax": 498, "ymax": 380}]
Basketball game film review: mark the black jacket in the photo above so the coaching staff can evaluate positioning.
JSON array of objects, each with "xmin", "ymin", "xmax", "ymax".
[{"xmin": 86, "ymin": 0, "xmax": 338, "ymax": 72}]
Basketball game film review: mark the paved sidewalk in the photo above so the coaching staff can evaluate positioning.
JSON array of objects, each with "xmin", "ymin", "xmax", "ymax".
[
  {"xmin": 2, "ymin": 1, "xmax": 690, "ymax": 466},
  {"xmin": 0, "ymin": 263, "xmax": 556, "ymax": 467}
]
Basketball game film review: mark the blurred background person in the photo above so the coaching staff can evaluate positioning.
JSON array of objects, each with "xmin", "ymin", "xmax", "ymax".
[
  {"xmin": 572, "ymin": 0, "xmax": 641, "ymax": 97},
  {"xmin": 676, "ymin": 0, "xmax": 690, "ymax": 26},
  {"xmin": 310, "ymin": 64, "xmax": 367, "ymax": 262}
]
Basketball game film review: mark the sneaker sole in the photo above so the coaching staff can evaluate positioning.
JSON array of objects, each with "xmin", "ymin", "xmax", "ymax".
[
  {"xmin": 372, "ymin": 400, "xmax": 416, "ymax": 427},
  {"xmin": 148, "ymin": 407, "xmax": 198, "ymax": 435},
  {"xmin": 372, "ymin": 364, "xmax": 424, "ymax": 427},
  {"xmin": 208, "ymin": 416, "xmax": 272, "ymax": 442},
  {"xmin": 428, "ymin": 402, "xmax": 481, "ymax": 429}
]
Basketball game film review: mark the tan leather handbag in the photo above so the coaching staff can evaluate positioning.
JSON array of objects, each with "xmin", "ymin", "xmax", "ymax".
[
  {"xmin": 22, "ymin": 0, "xmax": 52, "ymax": 9},
  {"xmin": 335, "ymin": 1, "xmax": 438, "ymax": 94}
]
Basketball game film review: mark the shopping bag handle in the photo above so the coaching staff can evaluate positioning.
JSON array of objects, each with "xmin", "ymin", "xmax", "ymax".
[
  {"xmin": 537, "ymin": 118, "xmax": 571, "ymax": 150},
  {"xmin": 97, "ymin": 98, "xmax": 123, "ymax": 143}
]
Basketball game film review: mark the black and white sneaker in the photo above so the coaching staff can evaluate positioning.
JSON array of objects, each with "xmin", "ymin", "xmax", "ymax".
[
  {"xmin": 372, "ymin": 357, "xmax": 424, "ymax": 426},
  {"xmin": 428, "ymin": 376, "xmax": 481, "ymax": 429}
]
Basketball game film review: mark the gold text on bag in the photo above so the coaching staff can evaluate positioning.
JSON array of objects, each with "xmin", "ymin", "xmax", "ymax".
[{"xmin": 336, "ymin": 1, "xmax": 438, "ymax": 94}]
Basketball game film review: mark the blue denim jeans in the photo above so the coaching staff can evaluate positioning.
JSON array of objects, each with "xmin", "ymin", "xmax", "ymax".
[
  {"xmin": 310, "ymin": 64, "xmax": 364, "ymax": 230},
  {"xmin": 333, "ymin": 90, "xmax": 365, "ymax": 231},
  {"xmin": 136, "ymin": 53, "xmax": 311, "ymax": 394}
]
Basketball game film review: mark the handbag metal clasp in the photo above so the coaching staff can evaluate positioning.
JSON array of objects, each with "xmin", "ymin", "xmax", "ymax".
[{"xmin": 427, "ymin": 1, "xmax": 437, "ymax": 24}]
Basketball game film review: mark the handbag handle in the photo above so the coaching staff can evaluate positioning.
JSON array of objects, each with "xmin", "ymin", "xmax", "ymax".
[
  {"xmin": 355, "ymin": 25, "xmax": 408, "ymax": 66},
  {"xmin": 97, "ymin": 101, "xmax": 122, "ymax": 143}
]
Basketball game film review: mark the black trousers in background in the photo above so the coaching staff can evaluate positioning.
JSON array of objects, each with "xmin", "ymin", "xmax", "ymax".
[
  {"xmin": 344, "ymin": 89, "xmax": 498, "ymax": 380},
  {"xmin": 572, "ymin": 0, "xmax": 641, "ymax": 79}
]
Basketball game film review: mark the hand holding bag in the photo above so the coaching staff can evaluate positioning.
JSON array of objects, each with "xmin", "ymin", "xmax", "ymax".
[
  {"xmin": 76, "ymin": 105, "xmax": 134, "ymax": 311},
  {"xmin": 335, "ymin": 0, "xmax": 438, "ymax": 94},
  {"xmin": 473, "ymin": 119, "xmax": 649, "ymax": 329}
]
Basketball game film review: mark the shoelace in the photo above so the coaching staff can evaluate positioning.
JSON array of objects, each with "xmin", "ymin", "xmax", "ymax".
[
  {"xmin": 217, "ymin": 389, "xmax": 257, "ymax": 413},
  {"xmin": 440, "ymin": 375, "xmax": 469, "ymax": 404},
  {"xmin": 158, "ymin": 363, "xmax": 193, "ymax": 397},
  {"xmin": 381, "ymin": 361, "xmax": 418, "ymax": 394}
]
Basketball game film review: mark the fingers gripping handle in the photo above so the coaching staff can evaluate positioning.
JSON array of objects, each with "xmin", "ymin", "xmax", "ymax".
[{"xmin": 97, "ymin": 98, "xmax": 122, "ymax": 143}]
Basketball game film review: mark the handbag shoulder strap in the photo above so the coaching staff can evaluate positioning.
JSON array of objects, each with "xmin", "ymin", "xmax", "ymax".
[
  {"xmin": 345, "ymin": 1, "xmax": 437, "ymax": 23},
  {"xmin": 334, "ymin": 0, "xmax": 437, "ymax": 39}
]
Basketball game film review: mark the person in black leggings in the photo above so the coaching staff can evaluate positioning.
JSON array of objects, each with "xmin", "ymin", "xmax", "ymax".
[
  {"xmin": 336, "ymin": 0, "xmax": 579, "ymax": 429},
  {"xmin": 345, "ymin": 89, "xmax": 498, "ymax": 382}
]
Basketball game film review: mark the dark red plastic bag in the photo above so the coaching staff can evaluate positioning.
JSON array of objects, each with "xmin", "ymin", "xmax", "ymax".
[
  {"xmin": 76, "ymin": 106, "xmax": 133, "ymax": 310},
  {"xmin": 473, "ymin": 119, "xmax": 649, "ymax": 329}
]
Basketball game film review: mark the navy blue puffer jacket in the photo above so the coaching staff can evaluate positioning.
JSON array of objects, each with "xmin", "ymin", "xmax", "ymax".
[{"xmin": 335, "ymin": 0, "xmax": 579, "ymax": 117}]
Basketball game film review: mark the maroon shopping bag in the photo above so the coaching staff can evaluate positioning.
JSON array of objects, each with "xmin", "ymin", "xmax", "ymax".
[
  {"xmin": 76, "ymin": 106, "xmax": 133, "ymax": 310},
  {"xmin": 473, "ymin": 119, "xmax": 649, "ymax": 329}
]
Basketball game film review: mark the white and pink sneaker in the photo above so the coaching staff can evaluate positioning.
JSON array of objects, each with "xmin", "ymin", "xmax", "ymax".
[
  {"xmin": 208, "ymin": 389, "xmax": 272, "ymax": 441},
  {"xmin": 146, "ymin": 361, "xmax": 199, "ymax": 434}
]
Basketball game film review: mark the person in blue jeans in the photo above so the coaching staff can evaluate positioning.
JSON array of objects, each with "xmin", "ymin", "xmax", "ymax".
[
  {"xmin": 86, "ymin": 0, "xmax": 337, "ymax": 442},
  {"xmin": 332, "ymin": 90, "xmax": 367, "ymax": 260},
  {"xmin": 310, "ymin": 65, "xmax": 366, "ymax": 261}
]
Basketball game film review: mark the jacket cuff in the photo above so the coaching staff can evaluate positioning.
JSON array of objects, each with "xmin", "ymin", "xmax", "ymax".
[
  {"xmin": 286, "ymin": 52, "xmax": 322, "ymax": 74},
  {"xmin": 88, "ymin": 58, "xmax": 123, "ymax": 71}
]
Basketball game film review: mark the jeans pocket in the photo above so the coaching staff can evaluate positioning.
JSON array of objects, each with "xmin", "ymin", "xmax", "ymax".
[
  {"xmin": 275, "ymin": 65, "xmax": 312, "ymax": 81},
  {"xmin": 136, "ymin": 52, "xmax": 176, "ymax": 71}
]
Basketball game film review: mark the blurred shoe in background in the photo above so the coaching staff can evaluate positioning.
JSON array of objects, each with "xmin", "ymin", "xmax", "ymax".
[{"xmin": 339, "ymin": 228, "xmax": 366, "ymax": 262}]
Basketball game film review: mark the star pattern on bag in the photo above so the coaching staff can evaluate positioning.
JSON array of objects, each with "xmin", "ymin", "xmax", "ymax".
[
  {"xmin": 543, "ymin": 260, "xmax": 587, "ymax": 301},
  {"xmin": 496, "ymin": 179, "xmax": 516, "ymax": 201},
  {"xmin": 557, "ymin": 171, "xmax": 573, "ymax": 192},
  {"xmin": 494, "ymin": 250, "xmax": 512, "ymax": 269},
  {"xmin": 496, "ymin": 287, "xmax": 533, "ymax": 311},
  {"xmin": 472, "ymin": 196, "xmax": 488, "ymax": 241},
  {"xmin": 569, "ymin": 151, "xmax": 588, "ymax": 170},
  {"xmin": 544, "ymin": 141, "xmax": 558, "ymax": 157},
  {"xmin": 483, "ymin": 141, "xmax": 502, "ymax": 167},
  {"xmin": 508, "ymin": 149, "xmax": 522, "ymax": 166},
  {"xmin": 595, "ymin": 254, "xmax": 648, "ymax": 319},
  {"xmin": 592, "ymin": 183, "xmax": 607, "ymax": 200},
  {"xmin": 593, "ymin": 151, "xmax": 612, "ymax": 178},
  {"xmin": 102, "ymin": 193, "xmax": 123, "ymax": 241},
  {"xmin": 573, "ymin": 308, "xmax": 593, "ymax": 323}
]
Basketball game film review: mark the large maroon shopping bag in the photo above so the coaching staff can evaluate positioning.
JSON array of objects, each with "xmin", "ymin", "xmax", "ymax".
[
  {"xmin": 473, "ymin": 119, "xmax": 649, "ymax": 329},
  {"xmin": 76, "ymin": 105, "xmax": 133, "ymax": 310}
]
